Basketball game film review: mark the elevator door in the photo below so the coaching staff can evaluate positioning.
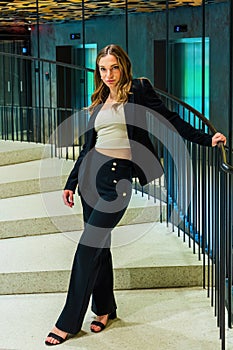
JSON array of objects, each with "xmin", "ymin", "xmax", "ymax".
[
  {"xmin": 56, "ymin": 44, "xmax": 96, "ymax": 146},
  {"xmin": 0, "ymin": 40, "xmax": 32, "ymax": 140},
  {"xmin": 0, "ymin": 40, "xmax": 31, "ymax": 107},
  {"xmin": 170, "ymin": 37, "xmax": 210, "ymax": 119},
  {"xmin": 56, "ymin": 44, "xmax": 96, "ymax": 113}
]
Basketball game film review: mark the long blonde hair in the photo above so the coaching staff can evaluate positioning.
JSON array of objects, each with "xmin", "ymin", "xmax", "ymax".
[{"xmin": 89, "ymin": 44, "xmax": 133, "ymax": 113}]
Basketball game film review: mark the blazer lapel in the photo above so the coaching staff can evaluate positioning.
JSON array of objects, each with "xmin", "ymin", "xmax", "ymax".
[{"xmin": 124, "ymin": 91, "xmax": 135, "ymax": 140}]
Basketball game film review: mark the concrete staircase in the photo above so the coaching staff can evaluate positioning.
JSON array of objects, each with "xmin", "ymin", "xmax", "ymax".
[
  {"xmin": 0, "ymin": 140, "xmax": 205, "ymax": 296},
  {"xmin": 2, "ymin": 140, "xmax": 233, "ymax": 350}
]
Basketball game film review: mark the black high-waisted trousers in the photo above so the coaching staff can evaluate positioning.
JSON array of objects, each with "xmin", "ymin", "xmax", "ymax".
[{"xmin": 56, "ymin": 149, "xmax": 133, "ymax": 334}]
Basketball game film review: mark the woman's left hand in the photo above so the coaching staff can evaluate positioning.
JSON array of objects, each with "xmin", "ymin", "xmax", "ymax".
[{"xmin": 212, "ymin": 132, "xmax": 227, "ymax": 147}]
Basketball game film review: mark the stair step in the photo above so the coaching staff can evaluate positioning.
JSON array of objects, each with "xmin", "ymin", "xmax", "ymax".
[
  {"xmin": 0, "ymin": 288, "xmax": 224, "ymax": 350},
  {"xmin": 0, "ymin": 222, "xmax": 203, "ymax": 294},
  {"xmin": 0, "ymin": 190, "xmax": 165, "ymax": 239},
  {"xmin": 0, "ymin": 158, "xmax": 73, "ymax": 198},
  {"xmin": 0, "ymin": 141, "xmax": 203, "ymax": 297},
  {"xmin": 0, "ymin": 140, "xmax": 51, "ymax": 166}
]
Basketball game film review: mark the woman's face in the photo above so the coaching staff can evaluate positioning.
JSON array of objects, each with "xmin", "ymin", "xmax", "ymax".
[{"xmin": 98, "ymin": 54, "xmax": 121, "ymax": 90}]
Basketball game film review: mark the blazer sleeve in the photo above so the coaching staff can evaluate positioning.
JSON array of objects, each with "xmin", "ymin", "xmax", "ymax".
[
  {"xmin": 64, "ymin": 132, "xmax": 89, "ymax": 192},
  {"xmin": 64, "ymin": 123, "xmax": 97, "ymax": 192},
  {"xmin": 139, "ymin": 78, "xmax": 213, "ymax": 147},
  {"xmin": 64, "ymin": 106, "xmax": 101, "ymax": 193}
]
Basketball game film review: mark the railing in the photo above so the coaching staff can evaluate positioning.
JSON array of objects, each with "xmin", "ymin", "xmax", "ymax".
[
  {"xmin": 0, "ymin": 51, "xmax": 94, "ymax": 144},
  {"xmin": 154, "ymin": 87, "xmax": 233, "ymax": 350},
  {"xmin": 0, "ymin": 51, "xmax": 233, "ymax": 349}
]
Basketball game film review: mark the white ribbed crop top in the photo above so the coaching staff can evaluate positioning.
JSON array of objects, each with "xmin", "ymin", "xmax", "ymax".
[{"xmin": 95, "ymin": 104, "xmax": 131, "ymax": 149}]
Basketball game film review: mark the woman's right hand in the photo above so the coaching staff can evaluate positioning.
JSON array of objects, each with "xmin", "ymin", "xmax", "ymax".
[{"xmin": 63, "ymin": 190, "xmax": 74, "ymax": 207}]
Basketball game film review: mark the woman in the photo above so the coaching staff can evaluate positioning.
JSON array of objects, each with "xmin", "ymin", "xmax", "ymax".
[{"xmin": 45, "ymin": 44, "xmax": 226, "ymax": 346}]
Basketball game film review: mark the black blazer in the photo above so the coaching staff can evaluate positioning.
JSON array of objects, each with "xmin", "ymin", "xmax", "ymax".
[{"xmin": 65, "ymin": 78, "xmax": 212, "ymax": 192}]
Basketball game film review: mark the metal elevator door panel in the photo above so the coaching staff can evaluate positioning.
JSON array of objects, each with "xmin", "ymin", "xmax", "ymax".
[
  {"xmin": 56, "ymin": 45, "xmax": 96, "ymax": 146},
  {"xmin": 0, "ymin": 40, "xmax": 30, "ymax": 107},
  {"xmin": 170, "ymin": 38, "xmax": 210, "ymax": 119},
  {"xmin": 0, "ymin": 40, "xmax": 32, "ymax": 140},
  {"xmin": 154, "ymin": 38, "xmax": 209, "ymax": 120}
]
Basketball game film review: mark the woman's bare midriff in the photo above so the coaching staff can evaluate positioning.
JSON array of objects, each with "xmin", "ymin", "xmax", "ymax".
[{"xmin": 95, "ymin": 147, "xmax": 132, "ymax": 160}]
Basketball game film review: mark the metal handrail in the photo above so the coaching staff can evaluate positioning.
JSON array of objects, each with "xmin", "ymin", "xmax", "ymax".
[
  {"xmin": 0, "ymin": 51, "xmax": 94, "ymax": 73},
  {"xmin": 154, "ymin": 86, "xmax": 233, "ymax": 350},
  {"xmin": 154, "ymin": 87, "xmax": 233, "ymax": 175}
]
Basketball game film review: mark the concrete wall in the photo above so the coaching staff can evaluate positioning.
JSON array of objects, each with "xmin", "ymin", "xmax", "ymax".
[{"xmin": 31, "ymin": 2, "xmax": 231, "ymax": 136}]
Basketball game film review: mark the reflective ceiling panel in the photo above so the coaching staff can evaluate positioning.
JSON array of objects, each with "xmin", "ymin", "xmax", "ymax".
[{"xmin": 0, "ymin": 0, "xmax": 227, "ymax": 26}]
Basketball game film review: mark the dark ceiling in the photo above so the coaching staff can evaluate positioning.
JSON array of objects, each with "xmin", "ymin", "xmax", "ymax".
[{"xmin": 0, "ymin": 0, "xmax": 226, "ymax": 26}]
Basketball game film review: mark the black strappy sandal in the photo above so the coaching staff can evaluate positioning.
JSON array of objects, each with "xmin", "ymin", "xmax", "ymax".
[
  {"xmin": 45, "ymin": 332, "xmax": 67, "ymax": 346},
  {"xmin": 90, "ymin": 310, "xmax": 117, "ymax": 333}
]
